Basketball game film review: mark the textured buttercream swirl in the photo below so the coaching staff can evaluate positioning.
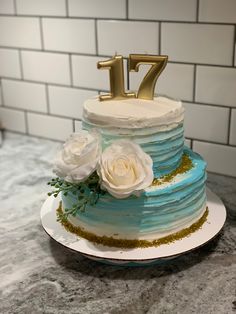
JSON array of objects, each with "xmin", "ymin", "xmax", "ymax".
[
  {"xmin": 83, "ymin": 96, "xmax": 184, "ymax": 129},
  {"xmin": 62, "ymin": 148, "xmax": 207, "ymax": 240}
]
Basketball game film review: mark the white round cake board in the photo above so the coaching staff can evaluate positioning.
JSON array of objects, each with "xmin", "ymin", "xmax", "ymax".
[{"xmin": 41, "ymin": 188, "xmax": 226, "ymax": 266}]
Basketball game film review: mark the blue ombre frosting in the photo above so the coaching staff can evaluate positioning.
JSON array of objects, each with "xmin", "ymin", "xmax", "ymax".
[
  {"xmin": 82, "ymin": 121, "xmax": 184, "ymax": 177},
  {"xmin": 82, "ymin": 95, "xmax": 185, "ymax": 177},
  {"xmin": 62, "ymin": 148, "xmax": 207, "ymax": 240},
  {"xmin": 61, "ymin": 96, "xmax": 207, "ymax": 241}
]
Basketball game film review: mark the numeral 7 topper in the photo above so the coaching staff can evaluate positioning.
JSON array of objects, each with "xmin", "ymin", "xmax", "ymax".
[{"xmin": 97, "ymin": 54, "xmax": 168, "ymax": 101}]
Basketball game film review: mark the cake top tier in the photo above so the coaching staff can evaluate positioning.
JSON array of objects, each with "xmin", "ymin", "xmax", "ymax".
[{"xmin": 83, "ymin": 96, "xmax": 184, "ymax": 129}]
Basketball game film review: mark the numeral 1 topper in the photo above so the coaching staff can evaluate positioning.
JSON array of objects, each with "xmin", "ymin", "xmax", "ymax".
[{"xmin": 97, "ymin": 54, "xmax": 168, "ymax": 101}]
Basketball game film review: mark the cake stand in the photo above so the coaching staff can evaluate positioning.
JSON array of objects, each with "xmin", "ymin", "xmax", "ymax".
[{"xmin": 41, "ymin": 188, "xmax": 226, "ymax": 266}]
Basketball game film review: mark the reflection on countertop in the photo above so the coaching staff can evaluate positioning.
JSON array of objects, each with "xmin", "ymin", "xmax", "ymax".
[{"xmin": 0, "ymin": 132, "xmax": 236, "ymax": 314}]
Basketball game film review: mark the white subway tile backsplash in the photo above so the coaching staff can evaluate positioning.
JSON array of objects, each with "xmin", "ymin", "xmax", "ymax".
[
  {"xmin": 27, "ymin": 113, "xmax": 73, "ymax": 141},
  {"xmin": 199, "ymin": 0, "xmax": 236, "ymax": 24},
  {"xmin": 161, "ymin": 23, "xmax": 234, "ymax": 65},
  {"xmin": 97, "ymin": 20, "xmax": 159, "ymax": 57},
  {"xmin": 196, "ymin": 66, "xmax": 236, "ymax": 107},
  {"xmin": 42, "ymin": 19, "xmax": 96, "ymax": 54},
  {"xmin": 0, "ymin": 107, "xmax": 26, "ymax": 132},
  {"xmin": 49, "ymin": 86, "xmax": 97, "ymax": 119},
  {"xmin": 158, "ymin": 63, "xmax": 194, "ymax": 101},
  {"xmin": 74, "ymin": 120, "xmax": 82, "ymax": 132},
  {"xmin": 2, "ymin": 79, "xmax": 47, "ymax": 112},
  {"xmin": 72, "ymin": 55, "xmax": 112, "ymax": 90},
  {"xmin": 22, "ymin": 51, "xmax": 70, "ymax": 85},
  {"xmin": 229, "ymin": 109, "xmax": 236, "ymax": 146},
  {"xmin": 0, "ymin": 49, "xmax": 21, "ymax": 78},
  {"xmin": 184, "ymin": 102, "xmax": 229, "ymax": 143},
  {"xmin": 0, "ymin": 17, "xmax": 41, "ymax": 49},
  {"xmin": 16, "ymin": 0, "xmax": 66, "ymax": 16},
  {"xmin": 68, "ymin": 0, "xmax": 126, "ymax": 19},
  {"xmin": 0, "ymin": 0, "xmax": 15, "ymax": 14},
  {"xmin": 129, "ymin": 0, "xmax": 197, "ymax": 21},
  {"xmin": 193, "ymin": 141, "xmax": 236, "ymax": 176},
  {"xmin": 0, "ymin": 1, "xmax": 235, "ymax": 177},
  {"xmin": 129, "ymin": 62, "xmax": 194, "ymax": 101}
]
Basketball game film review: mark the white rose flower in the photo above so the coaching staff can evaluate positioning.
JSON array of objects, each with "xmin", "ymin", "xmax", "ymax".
[
  {"xmin": 53, "ymin": 130, "xmax": 101, "ymax": 183},
  {"xmin": 98, "ymin": 140, "xmax": 154, "ymax": 199}
]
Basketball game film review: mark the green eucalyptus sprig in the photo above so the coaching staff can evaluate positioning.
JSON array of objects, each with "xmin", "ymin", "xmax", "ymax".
[{"xmin": 47, "ymin": 172, "xmax": 105, "ymax": 223}]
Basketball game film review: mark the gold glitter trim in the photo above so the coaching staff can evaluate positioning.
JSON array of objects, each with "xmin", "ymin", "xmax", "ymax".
[
  {"xmin": 56, "ymin": 203, "xmax": 209, "ymax": 249},
  {"xmin": 152, "ymin": 153, "xmax": 193, "ymax": 186}
]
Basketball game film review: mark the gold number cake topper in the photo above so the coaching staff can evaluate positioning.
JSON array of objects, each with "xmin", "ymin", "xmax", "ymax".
[
  {"xmin": 97, "ymin": 54, "xmax": 168, "ymax": 101},
  {"xmin": 129, "ymin": 54, "xmax": 168, "ymax": 100},
  {"xmin": 97, "ymin": 55, "xmax": 135, "ymax": 101}
]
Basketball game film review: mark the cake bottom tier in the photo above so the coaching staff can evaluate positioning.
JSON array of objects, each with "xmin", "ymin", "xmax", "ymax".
[{"xmin": 61, "ymin": 148, "xmax": 207, "ymax": 247}]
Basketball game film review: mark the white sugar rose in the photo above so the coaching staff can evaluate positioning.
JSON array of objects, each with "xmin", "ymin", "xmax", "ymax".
[
  {"xmin": 53, "ymin": 130, "xmax": 101, "ymax": 183},
  {"xmin": 98, "ymin": 140, "xmax": 154, "ymax": 199}
]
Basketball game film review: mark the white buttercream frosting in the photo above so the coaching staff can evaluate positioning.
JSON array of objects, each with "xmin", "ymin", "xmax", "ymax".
[{"xmin": 83, "ymin": 96, "xmax": 184, "ymax": 129}]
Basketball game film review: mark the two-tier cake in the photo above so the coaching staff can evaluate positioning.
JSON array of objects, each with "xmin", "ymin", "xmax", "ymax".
[{"xmin": 48, "ymin": 55, "xmax": 207, "ymax": 248}]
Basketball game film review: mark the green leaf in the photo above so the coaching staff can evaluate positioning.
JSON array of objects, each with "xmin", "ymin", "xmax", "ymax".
[{"xmin": 48, "ymin": 173, "xmax": 103, "ymax": 217}]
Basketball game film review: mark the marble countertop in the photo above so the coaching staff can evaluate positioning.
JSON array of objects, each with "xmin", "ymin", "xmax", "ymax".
[{"xmin": 0, "ymin": 132, "xmax": 236, "ymax": 314}]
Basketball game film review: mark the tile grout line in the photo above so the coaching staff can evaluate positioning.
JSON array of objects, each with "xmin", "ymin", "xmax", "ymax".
[
  {"xmin": 0, "ymin": 105, "xmax": 81, "ymax": 121},
  {"xmin": 24, "ymin": 110, "xmax": 29, "ymax": 134},
  {"xmin": 190, "ymin": 137, "xmax": 236, "ymax": 148},
  {"xmin": 13, "ymin": 0, "xmax": 17, "ymax": 15},
  {"xmin": 39, "ymin": 17, "xmax": 44, "ymax": 50},
  {"xmin": 72, "ymin": 119, "xmax": 75, "ymax": 132},
  {"xmin": 227, "ymin": 108, "xmax": 232, "ymax": 144},
  {"xmin": 232, "ymin": 25, "xmax": 236, "ymax": 66},
  {"xmin": 193, "ymin": 64, "xmax": 197, "ymax": 102},
  {"xmin": 3, "ymin": 129, "xmax": 28, "ymax": 137},
  {"xmin": 190, "ymin": 139, "xmax": 193, "ymax": 150},
  {"xmin": 0, "ymin": 76, "xmax": 235, "ymax": 109},
  {"xmin": 0, "ymin": 76, "xmax": 109, "ymax": 92},
  {"xmin": 5, "ymin": 129, "xmax": 66, "ymax": 143},
  {"xmin": 126, "ymin": 0, "xmax": 129, "ymax": 20},
  {"xmin": 68, "ymin": 54, "xmax": 73, "ymax": 86},
  {"xmin": 0, "ymin": 45, "xmax": 235, "ymax": 69},
  {"xmin": 189, "ymin": 137, "xmax": 236, "ymax": 148},
  {"xmin": 0, "ymin": 78, "xmax": 5, "ymax": 106},
  {"xmin": 65, "ymin": 0, "xmax": 69, "ymax": 17},
  {"xmin": 18, "ymin": 49, "xmax": 24, "ymax": 79},
  {"xmin": 45, "ymin": 83, "xmax": 50, "ymax": 114},
  {"xmin": 94, "ymin": 19, "xmax": 99, "ymax": 56},
  {"xmin": 159, "ymin": 22, "xmax": 161, "ymax": 54},
  {"xmin": 196, "ymin": 0, "xmax": 199, "ymax": 22},
  {"xmin": 182, "ymin": 100, "xmax": 233, "ymax": 109},
  {"xmin": 0, "ymin": 14, "xmax": 236, "ymax": 26}
]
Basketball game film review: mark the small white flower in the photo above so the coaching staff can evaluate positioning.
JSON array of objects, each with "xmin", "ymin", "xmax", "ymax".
[
  {"xmin": 53, "ymin": 130, "xmax": 101, "ymax": 183},
  {"xmin": 98, "ymin": 140, "xmax": 154, "ymax": 199}
]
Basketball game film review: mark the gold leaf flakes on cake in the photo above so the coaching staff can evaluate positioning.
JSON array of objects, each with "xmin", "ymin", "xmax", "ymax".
[
  {"xmin": 56, "ymin": 202, "xmax": 208, "ymax": 249},
  {"xmin": 152, "ymin": 153, "xmax": 193, "ymax": 186}
]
